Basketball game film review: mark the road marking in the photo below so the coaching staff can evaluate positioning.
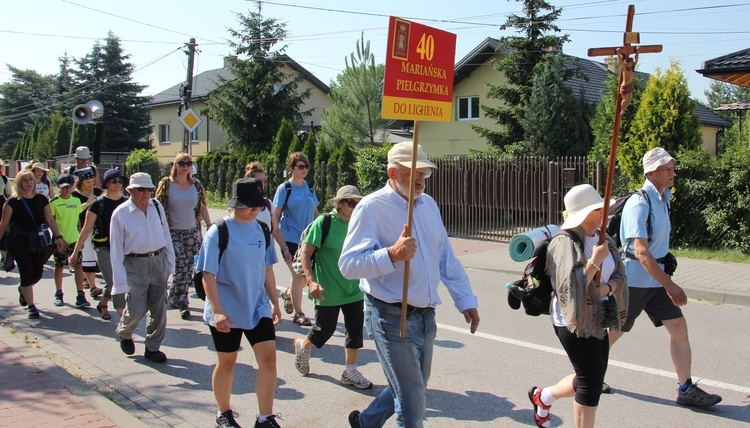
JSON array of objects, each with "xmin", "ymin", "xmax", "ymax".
[{"xmin": 437, "ymin": 323, "xmax": 750, "ymax": 394}]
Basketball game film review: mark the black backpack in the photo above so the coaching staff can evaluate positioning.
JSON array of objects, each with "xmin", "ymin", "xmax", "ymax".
[
  {"xmin": 193, "ymin": 218, "xmax": 270, "ymax": 300},
  {"xmin": 506, "ymin": 230, "xmax": 583, "ymax": 316},
  {"xmin": 281, "ymin": 179, "xmax": 314, "ymax": 214},
  {"xmin": 606, "ymin": 189, "xmax": 651, "ymax": 248}
]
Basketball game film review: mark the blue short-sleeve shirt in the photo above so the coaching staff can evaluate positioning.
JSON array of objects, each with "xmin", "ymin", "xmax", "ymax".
[
  {"xmin": 620, "ymin": 179, "xmax": 672, "ymax": 288},
  {"xmin": 198, "ymin": 216, "xmax": 277, "ymax": 329},
  {"xmin": 272, "ymin": 181, "xmax": 319, "ymax": 243}
]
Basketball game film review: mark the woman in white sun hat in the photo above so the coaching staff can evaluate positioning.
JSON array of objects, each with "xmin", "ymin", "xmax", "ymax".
[
  {"xmin": 26, "ymin": 161, "xmax": 56, "ymax": 199},
  {"xmin": 528, "ymin": 184, "xmax": 628, "ymax": 428}
]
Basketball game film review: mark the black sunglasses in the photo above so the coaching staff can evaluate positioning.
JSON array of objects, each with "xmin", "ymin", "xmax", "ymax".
[
  {"xmin": 177, "ymin": 161, "xmax": 193, "ymax": 167},
  {"xmin": 340, "ymin": 199, "xmax": 359, "ymax": 208},
  {"xmin": 294, "ymin": 164, "xmax": 309, "ymax": 170},
  {"xmin": 109, "ymin": 178, "xmax": 124, "ymax": 184}
]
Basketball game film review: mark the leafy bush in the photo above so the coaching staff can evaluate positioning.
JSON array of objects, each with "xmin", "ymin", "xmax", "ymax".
[
  {"xmin": 353, "ymin": 144, "xmax": 389, "ymax": 195},
  {"xmin": 125, "ymin": 149, "xmax": 160, "ymax": 178}
]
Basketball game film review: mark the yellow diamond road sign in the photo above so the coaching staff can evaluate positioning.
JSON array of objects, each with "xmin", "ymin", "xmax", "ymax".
[{"xmin": 178, "ymin": 108, "xmax": 202, "ymax": 132}]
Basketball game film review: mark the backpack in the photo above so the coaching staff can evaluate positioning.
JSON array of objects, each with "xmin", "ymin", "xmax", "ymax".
[
  {"xmin": 281, "ymin": 180, "xmax": 314, "ymax": 214},
  {"xmin": 291, "ymin": 213, "xmax": 332, "ymax": 277},
  {"xmin": 606, "ymin": 189, "xmax": 651, "ymax": 248},
  {"xmin": 193, "ymin": 218, "xmax": 271, "ymax": 300},
  {"xmin": 506, "ymin": 230, "xmax": 583, "ymax": 316}
]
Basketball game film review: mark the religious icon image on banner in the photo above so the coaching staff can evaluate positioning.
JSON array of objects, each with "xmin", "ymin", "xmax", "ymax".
[{"xmin": 393, "ymin": 20, "xmax": 410, "ymax": 60}]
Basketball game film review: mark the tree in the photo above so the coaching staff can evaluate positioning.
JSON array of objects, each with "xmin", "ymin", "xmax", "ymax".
[
  {"xmin": 619, "ymin": 61, "xmax": 702, "ymax": 185},
  {"xmin": 73, "ymin": 32, "xmax": 152, "ymax": 153},
  {"xmin": 519, "ymin": 55, "xmax": 594, "ymax": 157},
  {"xmin": 588, "ymin": 71, "xmax": 646, "ymax": 163},
  {"xmin": 703, "ymin": 80, "xmax": 750, "ymax": 151},
  {"xmin": 270, "ymin": 118, "xmax": 295, "ymax": 162},
  {"xmin": 206, "ymin": 9, "xmax": 311, "ymax": 154},
  {"xmin": 320, "ymin": 34, "xmax": 386, "ymax": 147},
  {"xmin": 0, "ymin": 67, "xmax": 57, "ymax": 157},
  {"xmin": 474, "ymin": 0, "xmax": 569, "ymax": 151}
]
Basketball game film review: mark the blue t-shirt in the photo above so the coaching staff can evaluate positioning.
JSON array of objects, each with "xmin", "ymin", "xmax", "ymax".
[
  {"xmin": 197, "ymin": 216, "xmax": 277, "ymax": 330},
  {"xmin": 272, "ymin": 180, "xmax": 319, "ymax": 243},
  {"xmin": 620, "ymin": 179, "xmax": 672, "ymax": 288}
]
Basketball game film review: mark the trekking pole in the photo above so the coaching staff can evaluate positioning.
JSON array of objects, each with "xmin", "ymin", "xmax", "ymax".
[{"xmin": 400, "ymin": 122, "xmax": 419, "ymax": 338}]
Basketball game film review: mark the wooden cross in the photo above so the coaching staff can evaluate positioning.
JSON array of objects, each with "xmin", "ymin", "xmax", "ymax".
[{"xmin": 586, "ymin": 5, "xmax": 662, "ymax": 249}]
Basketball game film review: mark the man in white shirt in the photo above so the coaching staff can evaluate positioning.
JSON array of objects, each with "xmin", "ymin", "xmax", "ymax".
[
  {"xmin": 339, "ymin": 142, "xmax": 480, "ymax": 428},
  {"xmin": 110, "ymin": 172, "xmax": 175, "ymax": 363}
]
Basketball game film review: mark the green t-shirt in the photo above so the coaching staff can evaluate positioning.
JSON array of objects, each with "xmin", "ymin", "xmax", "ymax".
[
  {"xmin": 304, "ymin": 210, "xmax": 364, "ymax": 306},
  {"xmin": 50, "ymin": 195, "xmax": 82, "ymax": 244}
]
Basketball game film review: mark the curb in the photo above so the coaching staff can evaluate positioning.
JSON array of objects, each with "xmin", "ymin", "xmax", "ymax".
[{"xmin": 0, "ymin": 324, "xmax": 149, "ymax": 428}]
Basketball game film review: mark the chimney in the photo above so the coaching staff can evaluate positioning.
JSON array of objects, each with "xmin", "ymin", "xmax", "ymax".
[
  {"xmin": 604, "ymin": 55, "xmax": 619, "ymax": 74},
  {"xmin": 223, "ymin": 56, "xmax": 236, "ymax": 69}
]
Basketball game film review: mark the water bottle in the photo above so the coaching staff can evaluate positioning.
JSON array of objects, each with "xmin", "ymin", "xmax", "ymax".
[
  {"xmin": 506, "ymin": 282, "xmax": 527, "ymax": 301},
  {"xmin": 193, "ymin": 254, "xmax": 200, "ymax": 272}
]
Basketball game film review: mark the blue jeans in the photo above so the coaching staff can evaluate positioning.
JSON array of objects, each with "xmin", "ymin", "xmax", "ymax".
[{"xmin": 359, "ymin": 295, "xmax": 436, "ymax": 428}]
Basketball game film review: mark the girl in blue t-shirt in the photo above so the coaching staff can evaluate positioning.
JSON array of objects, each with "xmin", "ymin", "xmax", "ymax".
[{"xmin": 271, "ymin": 152, "xmax": 319, "ymax": 326}]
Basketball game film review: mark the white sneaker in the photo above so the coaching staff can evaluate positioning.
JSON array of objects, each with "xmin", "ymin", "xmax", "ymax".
[
  {"xmin": 293, "ymin": 338, "xmax": 310, "ymax": 375},
  {"xmin": 340, "ymin": 369, "xmax": 372, "ymax": 389}
]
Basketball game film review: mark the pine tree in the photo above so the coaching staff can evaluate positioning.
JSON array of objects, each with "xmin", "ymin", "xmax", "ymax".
[
  {"xmin": 271, "ymin": 118, "xmax": 295, "ymax": 162},
  {"xmin": 519, "ymin": 55, "xmax": 593, "ymax": 157},
  {"xmin": 620, "ymin": 61, "xmax": 702, "ymax": 185},
  {"xmin": 73, "ymin": 33, "xmax": 151, "ymax": 152},
  {"xmin": 206, "ymin": 9, "xmax": 312, "ymax": 154},
  {"xmin": 474, "ymin": 0, "xmax": 569, "ymax": 151},
  {"xmin": 321, "ymin": 34, "xmax": 386, "ymax": 146}
]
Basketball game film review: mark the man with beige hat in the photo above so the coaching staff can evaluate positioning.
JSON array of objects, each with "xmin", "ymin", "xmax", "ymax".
[
  {"xmin": 64, "ymin": 146, "xmax": 102, "ymax": 188},
  {"xmin": 340, "ymin": 142, "xmax": 480, "ymax": 427},
  {"xmin": 609, "ymin": 147, "xmax": 721, "ymax": 407},
  {"xmin": 110, "ymin": 172, "xmax": 175, "ymax": 363}
]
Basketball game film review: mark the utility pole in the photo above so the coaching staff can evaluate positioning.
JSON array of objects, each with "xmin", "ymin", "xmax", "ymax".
[{"xmin": 180, "ymin": 38, "xmax": 197, "ymax": 154}]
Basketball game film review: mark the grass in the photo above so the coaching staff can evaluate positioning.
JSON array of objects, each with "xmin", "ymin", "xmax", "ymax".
[
  {"xmin": 205, "ymin": 191, "xmax": 229, "ymax": 209},
  {"xmin": 672, "ymin": 247, "xmax": 750, "ymax": 264}
]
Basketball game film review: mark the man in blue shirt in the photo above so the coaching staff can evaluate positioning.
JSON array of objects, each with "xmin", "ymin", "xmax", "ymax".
[
  {"xmin": 340, "ymin": 142, "xmax": 480, "ymax": 428},
  {"xmin": 609, "ymin": 147, "xmax": 721, "ymax": 407}
]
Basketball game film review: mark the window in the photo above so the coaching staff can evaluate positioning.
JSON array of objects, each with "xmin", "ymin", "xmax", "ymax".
[
  {"xmin": 190, "ymin": 127, "xmax": 199, "ymax": 144},
  {"xmin": 457, "ymin": 96, "xmax": 480, "ymax": 120},
  {"xmin": 158, "ymin": 125, "xmax": 170, "ymax": 144}
]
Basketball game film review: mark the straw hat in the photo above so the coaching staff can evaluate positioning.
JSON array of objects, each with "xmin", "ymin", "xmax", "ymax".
[{"xmin": 561, "ymin": 184, "xmax": 606, "ymax": 229}]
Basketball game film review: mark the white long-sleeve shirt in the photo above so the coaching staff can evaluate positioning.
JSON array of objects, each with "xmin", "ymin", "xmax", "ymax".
[
  {"xmin": 110, "ymin": 198, "xmax": 175, "ymax": 295},
  {"xmin": 338, "ymin": 182, "xmax": 477, "ymax": 313}
]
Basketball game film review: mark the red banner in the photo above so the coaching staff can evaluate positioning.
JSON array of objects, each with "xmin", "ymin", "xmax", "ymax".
[{"xmin": 382, "ymin": 17, "xmax": 456, "ymax": 122}]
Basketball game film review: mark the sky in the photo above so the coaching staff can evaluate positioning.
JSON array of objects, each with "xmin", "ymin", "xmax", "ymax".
[{"xmin": 2, "ymin": 0, "xmax": 749, "ymax": 108}]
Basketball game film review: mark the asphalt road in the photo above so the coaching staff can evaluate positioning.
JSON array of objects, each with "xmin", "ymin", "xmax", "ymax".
[{"xmin": 0, "ymin": 254, "xmax": 748, "ymax": 427}]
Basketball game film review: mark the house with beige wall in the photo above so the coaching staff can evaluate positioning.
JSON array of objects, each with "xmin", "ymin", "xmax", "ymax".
[
  {"xmin": 147, "ymin": 55, "xmax": 331, "ymax": 163},
  {"xmin": 420, "ymin": 38, "xmax": 731, "ymax": 156}
]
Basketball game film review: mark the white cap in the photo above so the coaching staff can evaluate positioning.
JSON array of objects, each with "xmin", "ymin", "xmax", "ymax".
[{"xmin": 643, "ymin": 147, "xmax": 675, "ymax": 174}]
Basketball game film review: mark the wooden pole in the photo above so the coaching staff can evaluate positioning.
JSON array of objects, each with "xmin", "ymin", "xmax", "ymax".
[{"xmin": 400, "ymin": 121, "xmax": 419, "ymax": 338}]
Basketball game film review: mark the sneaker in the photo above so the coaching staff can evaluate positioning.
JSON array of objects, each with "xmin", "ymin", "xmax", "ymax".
[
  {"xmin": 53, "ymin": 291, "xmax": 64, "ymax": 307},
  {"xmin": 18, "ymin": 286, "xmax": 27, "ymax": 307},
  {"xmin": 348, "ymin": 410, "xmax": 361, "ymax": 428},
  {"xmin": 180, "ymin": 303, "xmax": 191, "ymax": 319},
  {"xmin": 293, "ymin": 338, "xmax": 310, "ymax": 375},
  {"xmin": 254, "ymin": 414, "xmax": 281, "ymax": 428},
  {"xmin": 27, "ymin": 305, "xmax": 40, "ymax": 320},
  {"xmin": 75, "ymin": 293, "xmax": 91, "ymax": 308},
  {"xmin": 215, "ymin": 409, "xmax": 241, "ymax": 428},
  {"xmin": 676, "ymin": 382, "xmax": 722, "ymax": 407},
  {"xmin": 144, "ymin": 349, "xmax": 168, "ymax": 363},
  {"xmin": 528, "ymin": 386, "xmax": 551, "ymax": 428},
  {"xmin": 120, "ymin": 338, "xmax": 135, "ymax": 355},
  {"xmin": 340, "ymin": 369, "xmax": 373, "ymax": 389}
]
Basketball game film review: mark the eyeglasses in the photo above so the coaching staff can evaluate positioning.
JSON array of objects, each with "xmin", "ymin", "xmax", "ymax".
[
  {"xmin": 294, "ymin": 164, "xmax": 309, "ymax": 170},
  {"xmin": 109, "ymin": 178, "xmax": 124, "ymax": 185},
  {"xmin": 339, "ymin": 199, "xmax": 359, "ymax": 208},
  {"xmin": 177, "ymin": 161, "xmax": 193, "ymax": 167},
  {"xmin": 395, "ymin": 167, "xmax": 433, "ymax": 179},
  {"xmin": 130, "ymin": 188, "xmax": 153, "ymax": 194}
]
